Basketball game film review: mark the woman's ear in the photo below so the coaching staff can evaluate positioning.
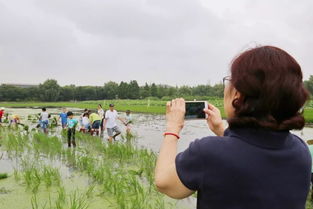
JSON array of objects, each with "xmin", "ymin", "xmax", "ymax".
[
  {"xmin": 230, "ymin": 89, "xmax": 242, "ymax": 110},
  {"xmin": 234, "ymin": 89, "xmax": 241, "ymax": 100}
]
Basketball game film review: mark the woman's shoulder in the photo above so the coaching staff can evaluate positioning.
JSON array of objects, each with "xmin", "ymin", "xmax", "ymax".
[
  {"xmin": 187, "ymin": 135, "xmax": 233, "ymax": 156},
  {"xmin": 194, "ymin": 134, "xmax": 234, "ymax": 146},
  {"xmin": 289, "ymin": 133, "xmax": 310, "ymax": 151}
]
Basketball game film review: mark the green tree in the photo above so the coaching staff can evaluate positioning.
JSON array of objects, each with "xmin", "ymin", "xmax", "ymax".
[
  {"xmin": 38, "ymin": 79, "xmax": 61, "ymax": 102},
  {"xmin": 178, "ymin": 86, "xmax": 192, "ymax": 96},
  {"xmin": 95, "ymin": 86, "xmax": 106, "ymax": 100},
  {"xmin": 26, "ymin": 87, "xmax": 40, "ymax": 101},
  {"xmin": 168, "ymin": 87, "xmax": 177, "ymax": 97},
  {"xmin": 129, "ymin": 80, "xmax": 140, "ymax": 99},
  {"xmin": 157, "ymin": 85, "xmax": 169, "ymax": 98},
  {"xmin": 0, "ymin": 85, "xmax": 26, "ymax": 101},
  {"xmin": 75, "ymin": 86, "xmax": 97, "ymax": 101},
  {"xmin": 103, "ymin": 81, "xmax": 119, "ymax": 99},
  {"xmin": 140, "ymin": 83, "xmax": 150, "ymax": 98},
  {"xmin": 59, "ymin": 85, "xmax": 76, "ymax": 101},
  {"xmin": 150, "ymin": 83, "xmax": 158, "ymax": 97},
  {"xmin": 118, "ymin": 81, "xmax": 129, "ymax": 99},
  {"xmin": 192, "ymin": 85, "xmax": 212, "ymax": 96},
  {"xmin": 211, "ymin": 84, "xmax": 224, "ymax": 97}
]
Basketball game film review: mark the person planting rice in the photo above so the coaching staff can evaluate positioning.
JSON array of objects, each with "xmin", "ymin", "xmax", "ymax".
[
  {"xmin": 67, "ymin": 111, "xmax": 78, "ymax": 148},
  {"xmin": 80, "ymin": 112, "xmax": 91, "ymax": 133},
  {"xmin": 59, "ymin": 108, "xmax": 68, "ymax": 129},
  {"xmin": 103, "ymin": 104, "xmax": 125, "ymax": 142},
  {"xmin": 40, "ymin": 108, "xmax": 49, "ymax": 134},
  {"xmin": 124, "ymin": 110, "xmax": 133, "ymax": 135},
  {"xmin": 97, "ymin": 104, "xmax": 105, "ymax": 135},
  {"xmin": 0, "ymin": 107, "xmax": 4, "ymax": 123},
  {"xmin": 9, "ymin": 114, "xmax": 20, "ymax": 126},
  {"xmin": 79, "ymin": 108, "xmax": 89, "ymax": 126},
  {"xmin": 88, "ymin": 110, "xmax": 101, "ymax": 136}
]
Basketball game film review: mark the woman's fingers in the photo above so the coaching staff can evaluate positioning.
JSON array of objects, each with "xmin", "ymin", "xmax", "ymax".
[
  {"xmin": 170, "ymin": 98, "xmax": 185, "ymax": 112},
  {"xmin": 208, "ymin": 103, "xmax": 218, "ymax": 112},
  {"xmin": 204, "ymin": 108, "xmax": 215, "ymax": 117},
  {"xmin": 166, "ymin": 101, "xmax": 171, "ymax": 114},
  {"xmin": 178, "ymin": 98, "xmax": 185, "ymax": 111},
  {"xmin": 165, "ymin": 98, "xmax": 185, "ymax": 134}
]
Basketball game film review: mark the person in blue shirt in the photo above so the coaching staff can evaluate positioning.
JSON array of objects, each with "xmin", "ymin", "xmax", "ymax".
[
  {"xmin": 59, "ymin": 108, "xmax": 68, "ymax": 129},
  {"xmin": 67, "ymin": 111, "xmax": 78, "ymax": 148}
]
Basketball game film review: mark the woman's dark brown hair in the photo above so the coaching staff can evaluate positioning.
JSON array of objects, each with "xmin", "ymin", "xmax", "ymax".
[{"xmin": 228, "ymin": 46, "xmax": 309, "ymax": 131}]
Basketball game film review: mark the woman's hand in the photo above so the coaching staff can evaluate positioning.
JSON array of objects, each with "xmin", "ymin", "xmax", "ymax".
[
  {"xmin": 166, "ymin": 98, "xmax": 186, "ymax": 135},
  {"xmin": 204, "ymin": 103, "xmax": 225, "ymax": 136}
]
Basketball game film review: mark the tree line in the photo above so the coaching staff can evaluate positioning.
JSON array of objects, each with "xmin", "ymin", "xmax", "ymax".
[
  {"xmin": 0, "ymin": 79, "xmax": 224, "ymax": 102},
  {"xmin": 0, "ymin": 76, "xmax": 312, "ymax": 102}
]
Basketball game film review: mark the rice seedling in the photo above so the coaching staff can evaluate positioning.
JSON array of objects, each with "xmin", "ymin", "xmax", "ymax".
[
  {"xmin": 13, "ymin": 168, "xmax": 20, "ymax": 181},
  {"xmin": 31, "ymin": 195, "xmax": 39, "ymax": 209},
  {"xmin": 32, "ymin": 133, "xmax": 63, "ymax": 159},
  {"xmin": 57, "ymin": 186, "xmax": 66, "ymax": 204},
  {"xmin": 42, "ymin": 166, "xmax": 61, "ymax": 188},
  {"xmin": 50, "ymin": 117, "xmax": 58, "ymax": 128},
  {"xmin": 85, "ymin": 184, "xmax": 96, "ymax": 199},
  {"xmin": 62, "ymin": 149, "xmax": 77, "ymax": 168},
  {"xmin": 69, "ymin": 191, "xmax": 89, "ymax": 209}
]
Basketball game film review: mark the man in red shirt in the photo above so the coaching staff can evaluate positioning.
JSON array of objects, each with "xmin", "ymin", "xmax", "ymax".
[{"xmin": 0, "ymin": 107, "xmax": 4, "ymax": 123}]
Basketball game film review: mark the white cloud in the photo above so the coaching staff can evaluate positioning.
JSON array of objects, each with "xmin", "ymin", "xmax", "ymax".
[{"xmin": 0, "ymin": 0, "xmax": 312, "ymax": 86}]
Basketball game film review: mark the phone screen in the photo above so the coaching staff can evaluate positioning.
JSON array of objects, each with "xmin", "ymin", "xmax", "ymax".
[{"xmin": 185, "ymin": 101, "xmax": 206, "ymax": 119}]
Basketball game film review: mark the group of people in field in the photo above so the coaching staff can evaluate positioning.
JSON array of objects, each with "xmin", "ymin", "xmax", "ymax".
[
  {"xmin": 0, "ymin": 107, "xmax": 21, "ymax": 125},
  {"xmin": 0, "ymin": 104, "xmax": 133, "ymax": 148},
  {"xmin": 55, "ymin": 104, "xmax": 133, "ymax": 147}
]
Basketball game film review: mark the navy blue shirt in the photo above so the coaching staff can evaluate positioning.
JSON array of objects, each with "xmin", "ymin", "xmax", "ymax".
[{"xmin": 176, "ymin": 128, "xmax": 311, "ymax": 209}]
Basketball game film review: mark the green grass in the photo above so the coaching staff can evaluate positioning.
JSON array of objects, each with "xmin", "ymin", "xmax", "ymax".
[{"xmin": 304, "ymin": 108, "xmax": 313, "ymax": 123}]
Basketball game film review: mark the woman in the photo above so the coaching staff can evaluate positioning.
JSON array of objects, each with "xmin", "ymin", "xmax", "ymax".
[
  {"xmin": 155, "ymin": 46, "xmax": 311, "ymax": 209},
  {"xmin": 98, "ymin": 104, "xmax": 105, "ymax": 133}
]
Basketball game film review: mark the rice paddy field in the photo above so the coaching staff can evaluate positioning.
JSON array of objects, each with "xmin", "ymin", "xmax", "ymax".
[
  {"xmin": 0, "ymin": 116, "xmax": 197, "ymax": 209},
  {"xmin": 0, "ymin": 98, "xmax": 312, "ymax": 123},
  {"xmin": 0, "ymin": 108, "xmax": 200, "ymax": 209},
  {"xmin": 0, "ymin": 103, "xmax": 313, "ymax": 209},
  {"xmin": 0, "ymin": 130, "xmax": 179, "ymax": 209}
]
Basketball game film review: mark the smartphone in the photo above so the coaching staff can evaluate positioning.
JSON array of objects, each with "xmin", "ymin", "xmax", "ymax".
[{"xmin": 185, "ymin": 101, "xmax": 208, "ymax": 119}]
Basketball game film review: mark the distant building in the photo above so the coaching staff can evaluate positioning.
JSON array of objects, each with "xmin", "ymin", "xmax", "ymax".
[{"xmin": 1, "ymin": 83, "xmax": 38, "ymax": 88}]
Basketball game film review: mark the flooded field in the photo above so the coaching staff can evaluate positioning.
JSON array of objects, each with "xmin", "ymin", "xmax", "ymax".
[
  {"xmin": 3, "ymin": 108, "xmax": 313, "ymax": 152},
  {"xmin": 1, "ymin": 108, "xmax": 313, "ymax": 209}
]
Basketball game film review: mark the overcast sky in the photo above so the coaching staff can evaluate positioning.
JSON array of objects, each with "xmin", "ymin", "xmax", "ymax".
[{"xmin": 0, "ymin": 0, "xmax": 312, "ymax": 86}]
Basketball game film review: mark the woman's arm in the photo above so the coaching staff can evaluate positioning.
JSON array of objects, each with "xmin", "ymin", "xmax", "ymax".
[{"xmin": 155, "ymin": 98, "xmax": 194, "ymax": 199}]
